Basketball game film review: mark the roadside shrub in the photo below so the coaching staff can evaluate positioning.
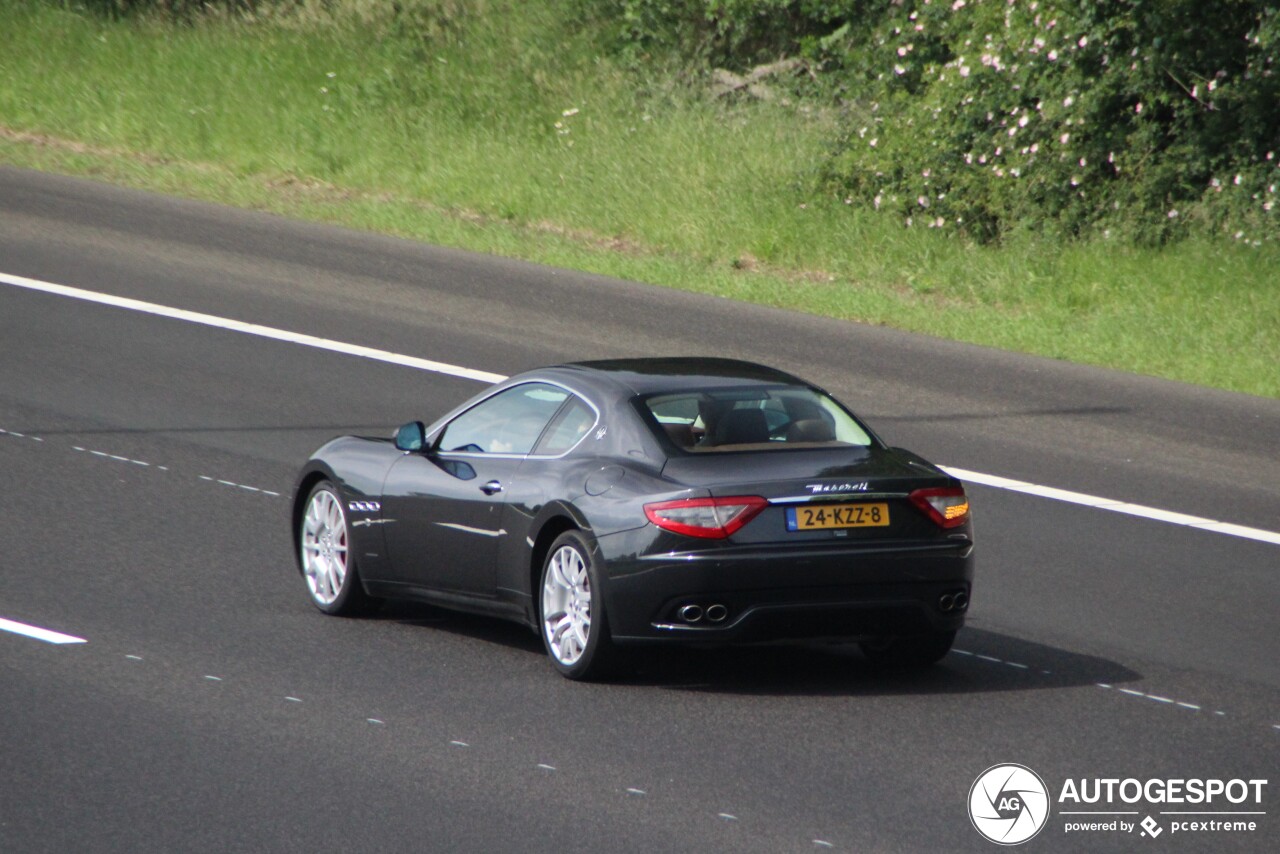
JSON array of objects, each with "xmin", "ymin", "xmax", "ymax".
[{"xmin": 818, "ymin": 0, "xmax": 1280, "ymax": 244}]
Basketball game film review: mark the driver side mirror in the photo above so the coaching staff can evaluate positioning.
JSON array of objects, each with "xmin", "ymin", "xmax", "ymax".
[{"xmin": 394, "ymin": 421, "xmax": 427, "ymax": 453}]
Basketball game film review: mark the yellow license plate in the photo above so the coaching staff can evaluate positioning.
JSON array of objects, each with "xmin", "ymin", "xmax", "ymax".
[{"xmin": 787, "ymin": 503, "xmax": 890, "ymax": 531}]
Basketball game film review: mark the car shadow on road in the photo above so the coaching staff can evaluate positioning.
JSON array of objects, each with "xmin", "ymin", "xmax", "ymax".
[
  {"xmin": 623, "ymin": 628, "xmax": 1141, "ymax": 698},
  {"xmin": 383, "ymin": 602, "xmax": 1139, "ymax": 697}
]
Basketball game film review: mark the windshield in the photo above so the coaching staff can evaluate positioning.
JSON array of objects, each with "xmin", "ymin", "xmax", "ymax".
[{"xmin": 639, "ymin": 386, "xmax": 874, "ymax": 453}]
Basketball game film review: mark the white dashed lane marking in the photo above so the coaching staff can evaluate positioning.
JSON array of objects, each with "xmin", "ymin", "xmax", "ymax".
[
  {"xmin": 0, "ymin": 427, "xmax": 42, "ymax": 442},
  {"xmin": 952, "ymin": 648, "xmax": 1033, "ymax": 672},
  {"xmin": 198, "ymin": 475, "xmax": 281, "ymax": 497},
  {"xmin": 1096, "ymin": 683, "xmax": 1220, "ymax": 715},
  {"xmin": 2, "ymin": 641, "xmax": 1265, "ymax": 854},
  {"xmin": 954, "ymin": 649, "xmax": 1234, "ymax": 719},
  {"xmin": 4, "ymin": 422, "xmax": 284, "ymax": 498},
  {"xmin": 73, "ymin": 445, "xmax": 168, "ymax": 470},
  {"xmin": 136, "ymin": 661, "xmax": 841, "ymax": 847}
]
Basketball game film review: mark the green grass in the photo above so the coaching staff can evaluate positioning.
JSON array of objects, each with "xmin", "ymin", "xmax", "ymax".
[{"xmin": 1, "ymin": 0, "xmax": 1276, "ymax": 397}]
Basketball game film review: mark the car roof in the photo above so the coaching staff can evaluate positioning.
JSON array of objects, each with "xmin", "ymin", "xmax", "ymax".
[{"xmin": 550, "ymin": 357, "xmax": 810, "ymax": 396}]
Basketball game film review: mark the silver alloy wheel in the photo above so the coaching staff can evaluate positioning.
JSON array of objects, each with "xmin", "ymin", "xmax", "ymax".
[
  {"xmin": 301, "ymin": 488, "xmax": 349, "ymax": 606},
  {"xmin": 541, "ymin": 544, "xmax": 592, "ymax": 666}
]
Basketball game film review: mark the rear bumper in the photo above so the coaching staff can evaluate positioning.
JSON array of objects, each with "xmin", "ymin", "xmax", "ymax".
[{"xmin": 597, "ymin": 531, "xmax": 975, "ymax": 643}]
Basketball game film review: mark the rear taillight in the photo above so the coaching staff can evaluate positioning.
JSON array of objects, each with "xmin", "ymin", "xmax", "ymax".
[
  {"xmin": 909, "ymin": 487, "xmax": 970, "ymax": 529},
  {"xmin": 643, "ymin": 496, "xmax": 767, "ymax": 539}
]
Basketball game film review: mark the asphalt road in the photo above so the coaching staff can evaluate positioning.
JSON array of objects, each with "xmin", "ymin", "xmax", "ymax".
[{"xmin": 1, "ymin": 167, "xmax": 1277, "ymax": 852}]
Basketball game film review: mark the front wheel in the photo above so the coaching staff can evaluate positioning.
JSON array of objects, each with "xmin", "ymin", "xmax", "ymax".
[
  {"xmin": 298, "ymin": 481, "xmax": 376, "ymax": 616},
  {"xmin": 539, "ymin": 531, "xmax": 618, "ymax": 681},
  {"xmin": 859, "ymin": 630, "xmax": 956, "ymax": 668}
]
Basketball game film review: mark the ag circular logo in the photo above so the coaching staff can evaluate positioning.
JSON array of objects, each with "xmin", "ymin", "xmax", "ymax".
[{"xmin": 969, "ymin": 763, "xmax": 1051, "ymax": 845}]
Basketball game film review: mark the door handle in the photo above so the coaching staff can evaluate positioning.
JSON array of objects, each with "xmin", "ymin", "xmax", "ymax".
[{"xmin": 481, "ymin": 480, "xmax": 504, "ymax": 495}]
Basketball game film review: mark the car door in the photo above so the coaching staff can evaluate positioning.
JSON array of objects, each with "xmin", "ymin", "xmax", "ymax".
[{"xmin": 380, "ymin": 383, "xmax": 572, "ymax": 596}]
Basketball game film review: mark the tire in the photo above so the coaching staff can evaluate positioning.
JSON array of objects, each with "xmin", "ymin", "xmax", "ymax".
[
  {"xmin": 859, "ymin": 630, "xmax": 956, "ymax": 668},
  {"xmin": 538, "ymin": 530, "xmax": 618, "ymax": 681},
  {"xmin": 298, "ymin": 481, "xmax": 376, "ymax": 616}
]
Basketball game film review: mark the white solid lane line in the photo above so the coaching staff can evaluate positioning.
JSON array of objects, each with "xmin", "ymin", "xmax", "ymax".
[
  {"xmin": 944, "ymin": 467, "xmax": 1280, "ymax": 547},
  {"xmin": 0, "ymin": 272, "xmax": 506, "ymax": 384},
  {"xmin": 0, "ymin": 617, "xmax": 87, "ymax": 644},
  {"xmin": 4, "ymin": 271, "xmax": 1279, "ymax": 548}
]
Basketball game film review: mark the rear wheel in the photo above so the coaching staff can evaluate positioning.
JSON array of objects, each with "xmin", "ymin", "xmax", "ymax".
[
  {"xmin": 539, "ymin": 531, "xmax": 618, "ymax": 681},
  {"xmin": 859, "ymin": 630, "xmax": 956, "ymax": 668},
  {"xmin": 299, "ymin": 481, "xmax": 376, "ymax": 616}
]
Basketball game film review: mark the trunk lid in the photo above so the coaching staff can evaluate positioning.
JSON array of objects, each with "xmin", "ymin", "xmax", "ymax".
[{"xmin": 660, "ymin": 446, "xmax": 960, "ymax": 543}]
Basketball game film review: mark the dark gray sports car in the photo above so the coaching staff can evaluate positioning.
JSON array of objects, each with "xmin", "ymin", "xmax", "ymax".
[{"xmin": 292, "ymin": 358, "xmax": 974, "ymax": 680}]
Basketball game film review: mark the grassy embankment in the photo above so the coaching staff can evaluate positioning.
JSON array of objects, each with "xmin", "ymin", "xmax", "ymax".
[{"xmin": 0, "ymin": 1, "xmax": 1276, "ymax": 397}]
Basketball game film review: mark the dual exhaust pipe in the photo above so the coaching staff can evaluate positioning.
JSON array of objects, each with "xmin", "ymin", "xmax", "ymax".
[
  {"xmin": 680, "ymin": 593, "xmax": 964, "ymax": 622},
  {"xmin": 678, "ymin": 603, "xmax": 728, "ymax": 624}
]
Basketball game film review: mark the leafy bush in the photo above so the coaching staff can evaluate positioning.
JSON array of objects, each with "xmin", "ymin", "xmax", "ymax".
[
  {"xmin": 820, "ymin": 0, "xmax": 1279, "ymax": 244},
  {"xmin": 596, "ymin": 0, "xmax": 1280, "ymax": 245}
]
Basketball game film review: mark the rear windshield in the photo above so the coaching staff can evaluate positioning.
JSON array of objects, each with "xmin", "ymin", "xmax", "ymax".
[{"xmin": 639, "ymin": 386, "xmax": 873, "ymax": 453}]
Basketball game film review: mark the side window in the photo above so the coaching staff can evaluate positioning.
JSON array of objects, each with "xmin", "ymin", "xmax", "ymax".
[
  {"xmin": 438, "ymin": 383, "xmax": 568, "ymax": 455},
  {"xmin": 533, "ymin": 396, "xmax": 596, "ymax": 456}
]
